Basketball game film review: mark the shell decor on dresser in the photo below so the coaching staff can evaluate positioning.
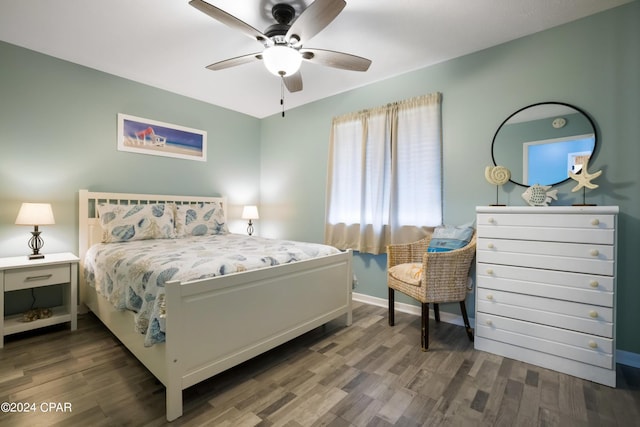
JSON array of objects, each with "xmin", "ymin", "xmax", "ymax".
[
  {"xmin": 521, "ymin": 184, "xmax": 558, "ymax": 207},
  {"xmin": 485, "ymin": 165, "xmax": 511, "ymax": 206}
]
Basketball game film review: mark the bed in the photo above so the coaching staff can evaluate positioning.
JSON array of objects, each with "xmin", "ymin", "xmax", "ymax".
[{"xmin": 78, "ymin": 189, "xmax": 353, "ymax": 421}]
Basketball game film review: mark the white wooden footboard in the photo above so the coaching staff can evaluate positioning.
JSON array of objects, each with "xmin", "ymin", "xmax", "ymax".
[
  {"xmin": 78, "ymin": 189, "xmax": 352, "ymax": 421},
  {"xmin": 165, "ymin": 250, "xmax": 351, "ymax": 420}
]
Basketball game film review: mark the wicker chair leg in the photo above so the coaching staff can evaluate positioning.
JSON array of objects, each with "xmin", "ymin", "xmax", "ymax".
[
  {"xmin": 434, "ymin": 303, "xmax": 440, "ymax": 322},
  {"xmin": 388, "ymin": 288, "xmax": 395, "ymax": 326},
  {"xmin": 421, "ymin": 303, "xmax": 429, "ymax": 351},
  {"xmin": 460, "ymin": 301, "xmax": 474, "ymax": 342}
]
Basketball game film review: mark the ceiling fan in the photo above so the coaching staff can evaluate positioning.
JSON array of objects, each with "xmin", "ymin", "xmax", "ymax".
[{"xmin": 189, "ymin": 0, "xmax": 372, "ymax": 93}]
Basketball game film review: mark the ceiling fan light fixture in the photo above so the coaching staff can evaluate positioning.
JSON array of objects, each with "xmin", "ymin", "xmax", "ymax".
[{"xmin": 262, "ymin": 45, "xmax": 302, "ymax": 76}]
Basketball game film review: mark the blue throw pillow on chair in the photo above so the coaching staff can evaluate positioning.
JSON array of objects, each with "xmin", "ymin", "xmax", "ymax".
[{"xmin": 427, "ymin": 222, "xmax": 474, "ymax": 253}]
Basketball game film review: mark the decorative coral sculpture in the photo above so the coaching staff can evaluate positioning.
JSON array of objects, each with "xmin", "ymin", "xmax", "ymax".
[{"xmin": 485, "ymin": 165, "xmax": 511, "ymax": 206}]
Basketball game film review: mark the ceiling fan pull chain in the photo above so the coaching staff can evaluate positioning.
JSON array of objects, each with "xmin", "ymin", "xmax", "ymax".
[{"xmin": 281, "ymin": 79, "xmax": 285, "ymax": 117}]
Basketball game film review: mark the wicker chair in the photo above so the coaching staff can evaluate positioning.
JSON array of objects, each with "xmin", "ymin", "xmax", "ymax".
[{"xmin": 387, "ymin": 232, "xmax": 476, "ymax": 351}]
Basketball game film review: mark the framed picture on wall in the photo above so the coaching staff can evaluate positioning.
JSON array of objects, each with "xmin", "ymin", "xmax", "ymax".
[{"xmin": 117, "ymin": 113, "xmax": 207, "ymax": 162}]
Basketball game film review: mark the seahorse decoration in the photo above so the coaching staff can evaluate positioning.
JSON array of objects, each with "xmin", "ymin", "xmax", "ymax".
[{"xmin": 485, "ymin": 165, "xmax": 511, "ymax": 205}]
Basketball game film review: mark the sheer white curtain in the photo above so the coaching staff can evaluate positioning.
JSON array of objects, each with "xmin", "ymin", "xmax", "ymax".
[{"xmin": 324, "ymin": 93, "xmax": 442, "ymax": 254}]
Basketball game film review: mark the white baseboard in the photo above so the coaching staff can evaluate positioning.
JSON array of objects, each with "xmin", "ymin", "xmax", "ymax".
[
  {"xmin": 352, "ymin": 292, "xmax": 475, "ymax": 328},
  {"xmin": 352, "ymin": 292, "xmax": 640, "ymax": 369},
  {"xmin": 617, "ymin": 349, "xmax": 640, "ymax": 368}
]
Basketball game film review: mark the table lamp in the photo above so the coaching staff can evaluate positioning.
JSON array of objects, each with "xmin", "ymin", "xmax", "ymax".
[
  {"xmin": 241, "ymin": 205, "xmax": 259, "ymax": 236},
  {"xmin": 15, "ymin": 202, "xmax": 56, "ymax": 259}
]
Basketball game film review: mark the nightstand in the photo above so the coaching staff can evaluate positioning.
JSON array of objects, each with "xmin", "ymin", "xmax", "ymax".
[{"xmin": 0, "ymin": 252, "xmax": 79, "ymax": 348}]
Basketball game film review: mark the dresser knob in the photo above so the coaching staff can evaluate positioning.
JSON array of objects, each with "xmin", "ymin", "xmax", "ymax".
[
  {"xmin": 486, "ymin": 268, "xmax": 494, "ymax": 275},
  {"xmin": 488, "ymin": 217, "xmax": 495, "ymax": 224},
  {"xmin": 588, "ymin": 340, "xmax": 598, "ymax": 349},
  {"xmin": 485, "ymin": 320, "xmax": 493, "ymax": 326},
  {"xmin": 589, "ymin": 310, "xmax": 598, "ymax": 318},
  {"xmin": 590, "ymin": 249, "xmax": 599, "ymax": 257},
  {"xmin": 591, "ymin": 218, "xmax": 600, "ymax": 226},
  {"xmin": 589, "ymin": 280, "xmax": 599, "ymax": 288},
  {"xmin": 486, "ymin": 294, "xmax": 494, "ymax": 301},
  {"xmin": 487, "ymin": 243, "xmax": 495, "ymax": 249}
]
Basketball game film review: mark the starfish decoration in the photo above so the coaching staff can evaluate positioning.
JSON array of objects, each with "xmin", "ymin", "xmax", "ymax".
[{"xmin": 569, "ymin": 159, "xmax": 602, "ymax": 192}]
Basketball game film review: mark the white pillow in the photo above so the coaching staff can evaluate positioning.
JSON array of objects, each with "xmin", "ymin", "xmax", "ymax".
[
  {"xmin": 98, "ymin": 203, "xmax": 176, "ymax": 243},
  {"xmin": 175, "ymin": 202, "xmax": 228, "ymax": 237}
]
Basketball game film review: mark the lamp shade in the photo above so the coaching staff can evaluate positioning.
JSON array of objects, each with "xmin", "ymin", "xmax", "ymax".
[
  {"xmin": 241, "ymin": 205, "xmax": 260, "ymax": 220},
  {"xmin": 262, "ymin": 45, "xmax": 302, "ymax": 76},
  {"xmin": 15, "ymin": 203, "xmax": 56, "ymax": 225}
]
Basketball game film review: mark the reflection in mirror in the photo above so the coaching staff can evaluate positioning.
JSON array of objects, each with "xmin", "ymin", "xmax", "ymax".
[{"xmin": 491, "ymin": 102, "xmax": 597, "ymax": 187}]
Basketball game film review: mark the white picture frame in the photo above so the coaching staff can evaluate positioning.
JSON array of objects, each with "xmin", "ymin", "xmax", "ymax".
[{"xmin": 117, "ymin": 113, "xmax": 207, "ymax": 162}]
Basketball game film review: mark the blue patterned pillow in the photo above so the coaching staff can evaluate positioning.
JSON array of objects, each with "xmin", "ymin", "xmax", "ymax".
[
  {"xmin": 175, "ymin": 202, "xmax": 228, "ymax": 237},
  {"xmin": 98, "ymin": 203, "xmax": 176, "ymax": 243},
  {"xmin": 427, "ymin": 223, "xmax": 474, "ymax": 253}
]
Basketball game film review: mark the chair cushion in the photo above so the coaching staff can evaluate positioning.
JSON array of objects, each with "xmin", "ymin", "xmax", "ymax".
[
  {"xmin": 388, "ymin": 263, "xmax": 423, "ymax": 286},
  {"xmin": 427, "ymin": 223, "xmax": 474, "ymax": 253}
]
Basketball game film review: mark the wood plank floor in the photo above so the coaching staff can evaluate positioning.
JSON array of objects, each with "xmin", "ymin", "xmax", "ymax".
[{"xmin": 1, "ymin": 302, "xmax": 639, "ymax": 426}]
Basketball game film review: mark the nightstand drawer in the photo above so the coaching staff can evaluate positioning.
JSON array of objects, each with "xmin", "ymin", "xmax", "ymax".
[{"xmin": 4, "ymin": 264, "xmax": 70, "ymax": 292}]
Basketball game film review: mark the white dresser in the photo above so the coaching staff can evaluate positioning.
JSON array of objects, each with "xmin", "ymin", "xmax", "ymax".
[{"xmin": 475, "ymin": 206, "xmax": 618, "ymax": 387}]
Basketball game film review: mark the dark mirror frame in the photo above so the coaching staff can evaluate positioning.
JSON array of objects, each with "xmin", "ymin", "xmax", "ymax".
[{"xmin": 491, "ymin": 102, "xmax": 598, "ymax": 187}]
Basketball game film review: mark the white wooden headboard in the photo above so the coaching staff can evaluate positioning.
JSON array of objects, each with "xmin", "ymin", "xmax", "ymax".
[{"xmin": 78, "ymin": 189, "xmax": 227, "ymax": 267}]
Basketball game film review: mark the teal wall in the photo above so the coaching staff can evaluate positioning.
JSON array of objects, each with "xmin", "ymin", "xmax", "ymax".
[
  {"xmin": 1, "ymin": 2, "xmax": 638, "ymax": 354},
  {"xmin": 0, "ymin": 41, "xmax": 261, "ymax": 313},
  {"xmin": 260, "ymin": 2, "xmax": 640, "ymax": 354},
  {"xmin": 0, "ymin": 41, "xmax": 262, "ymax": 246}
]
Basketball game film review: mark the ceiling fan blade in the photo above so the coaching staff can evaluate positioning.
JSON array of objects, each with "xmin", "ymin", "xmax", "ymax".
[
  {"xmin": 206, "ymin": 53, "xmax": 263, "ymax": 71},
  {"xmin": 301, "ymin": 48, "xmax": 371, "ymax": 72},
  {"xmin": 282, "ymin": 72, "xmax": 303, "ymax": 92},
  {"xmin": 189, "ymin": 0, "xmax": 267, "ymax": 43},
  {"xmin": 286, "ymin": 0, "xmax": 346, "ymax": 45}
]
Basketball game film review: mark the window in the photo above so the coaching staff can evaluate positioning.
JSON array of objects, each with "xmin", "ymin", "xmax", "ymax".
[{"xmin": 324, "ymin": 93, "xmax": 442, "ymax": 254}]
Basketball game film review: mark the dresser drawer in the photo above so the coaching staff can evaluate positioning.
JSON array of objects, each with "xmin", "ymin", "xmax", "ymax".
[
  {"xmin": 477, "ymin": 238, "xmax": 614, "ymax": 261},
  {"xmin": 477, "ymin": 288, "xmax": 613, "ymax": 337},
  {"xmin": 477, "ymin": 238, "xmax": 614, "ymax": 275},
  {"xmin": 476, "ymin": 313, "xmax": 613, "ymax": 369},
  {"xmin": 4, "ymin": 264, "xmax": 71, "ymax": 292},
  {"xmin": 477, "ymin": 224, "xmax": 614, "ymax": 245},
  {"xmin": 477, "ymin": 213, "xmax": 615, "ymax": 230},
  {"xmin": 477, "ymin": 263, "xmax": 613, "ymax": 306}
]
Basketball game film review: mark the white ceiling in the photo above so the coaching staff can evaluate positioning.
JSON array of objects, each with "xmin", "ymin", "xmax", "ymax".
[{"xmin": 0, "ymin": 0, "xmax": 631, "ymax": 118}]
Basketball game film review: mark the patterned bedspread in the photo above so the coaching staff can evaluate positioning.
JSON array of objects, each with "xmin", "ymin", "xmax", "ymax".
[{"xmin": 84, "ymin": 234, "xmax": 341, "ymax": 346}]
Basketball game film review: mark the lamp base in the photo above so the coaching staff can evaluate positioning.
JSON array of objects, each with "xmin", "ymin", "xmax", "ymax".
[{"xmin": 27, "ymin": 227, "xmax": 45, "ymax": 260}]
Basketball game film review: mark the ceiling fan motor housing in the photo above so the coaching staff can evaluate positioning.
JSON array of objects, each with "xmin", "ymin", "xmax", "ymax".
[{"xmin": 265, "ymin": 3, "xmax": 295, "ymax": 38}]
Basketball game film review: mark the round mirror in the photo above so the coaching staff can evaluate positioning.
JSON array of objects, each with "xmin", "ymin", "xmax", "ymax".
[{"xmin": 491, "ymin": 102, "xmax": 597, "ymax": 187}]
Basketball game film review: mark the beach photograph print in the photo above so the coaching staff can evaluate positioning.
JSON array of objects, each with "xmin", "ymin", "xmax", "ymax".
[{"xmin": 117, "ymin": 113, "xmax": 207, "ymax": 162}]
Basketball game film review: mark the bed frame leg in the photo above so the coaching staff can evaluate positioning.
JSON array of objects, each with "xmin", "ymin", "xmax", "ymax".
[
  {"xmin": 166, "ymin": 386, "xmax": 182, "ymax": 422},
  {"xmin": 165, "ymin": 281, "xmax": 183, "ymax": 422}
]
